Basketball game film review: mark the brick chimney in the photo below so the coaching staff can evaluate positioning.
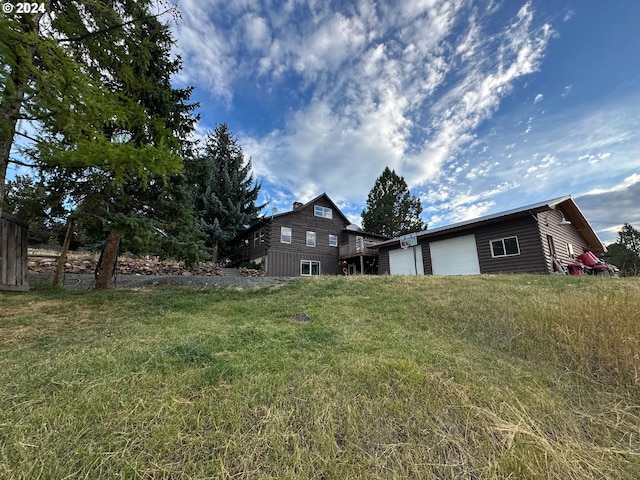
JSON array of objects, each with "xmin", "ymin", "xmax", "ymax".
[{"xmin": 293, "ymin": 201, "xmax": 304, "ymax": 209}]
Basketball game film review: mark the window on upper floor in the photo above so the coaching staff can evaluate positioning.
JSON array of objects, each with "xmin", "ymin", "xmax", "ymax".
[
  {"xmin": 306, "ymin": 231, "xmax": 316, "ymax": 247},
  {"xmin": 314, "ymin": 205, "xmax": 332, "ymax": 219},
  {"xmin": 329, "ymin": 234, "xmax": 338, "ymax": 247},
  {"xmin": 253, "ymin": 228, "xmax": 265, "ymax": 246},
  {"xmin": 490, "ymin": 236, "xmax": 520, "ymax": 258},
  {"xmin": 281, "ymin": 226, "xmax": 292, "ymax": 244}
]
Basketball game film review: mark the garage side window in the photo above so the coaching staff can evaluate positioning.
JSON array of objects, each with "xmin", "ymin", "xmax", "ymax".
[{"xmin": 490, "ymin": 236, "xmax": 520, "ymax": 257}]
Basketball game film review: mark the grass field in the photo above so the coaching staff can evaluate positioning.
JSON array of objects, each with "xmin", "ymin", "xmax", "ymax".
[{"xmin": 1, "ymin": 275, "xmax": 639, "ymax": 479}]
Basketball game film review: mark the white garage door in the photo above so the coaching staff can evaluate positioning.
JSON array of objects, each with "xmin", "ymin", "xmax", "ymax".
[
  {"xmin": 389, "ymin": 246, "xmax": 424, "ymax": 275},
  {"xmin": 429, "ymin": 235, "xmax": 481, "ymax": 275}
]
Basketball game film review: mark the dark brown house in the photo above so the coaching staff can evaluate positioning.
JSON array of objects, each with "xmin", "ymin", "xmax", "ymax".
[
  {"xmin": 376, "ymin": 196, "xmax": 605, "ymax": 276},
  {"xmin": 232, "ymin": 193, "xmax": 386, "ymax": 277}
]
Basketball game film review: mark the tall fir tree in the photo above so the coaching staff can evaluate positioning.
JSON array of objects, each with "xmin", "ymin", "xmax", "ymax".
[
  {"xmin": 0, "ymin": 1, "xmax": 184, "ymax": 207},
  {"xmin": 616, "ymin": 223, "xmax": 640, "ymax": 256},
  {"xmin": 1, "ymin": 1, "xmax": 202, "ymax": 288},
  {"xmin": 188, "ymin": 124, "xmax": 264, "ymax": 261},
  {"xmin": 361, "ymin": 167, "xmax": 426, "ymax": 237},
  {"xmin": 604, "ymin": 223, "xmax": 640, "ymax": 276}
]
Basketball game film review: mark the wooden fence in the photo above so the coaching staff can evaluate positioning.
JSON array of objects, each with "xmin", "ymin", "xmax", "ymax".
[{"xmin": 0, "ymin": 211, "xmax": 29, "ymax": 291}]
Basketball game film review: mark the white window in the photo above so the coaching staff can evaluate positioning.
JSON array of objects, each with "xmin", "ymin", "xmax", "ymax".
[
  {"xmin": 314, "ymin": 205, "xmax": 332, "ymax": 219},
  {"xmin": 281, "ymin": 226, "xmax": 292, "ymax": 244},
  {"xmin": 567, "ymin": 243, "xmax": 574, "ymax": 257},
  {"xmin": 301, "ymin": 260, "xmax": 321, "ymax": 276},
  {"xmin": 306, "ymin": 231, "xmax": 316, "ymax": 247},
  {"xmin": 253, "ymin": 229, "xmax": 260, "ymax": 247},
  {"xmin": 490, "ymin": 236, "xmax": 520, "ymax": 258},
  {"xmin": 329, "ymin": 234, "xmax": 338, "ymax": 247}
]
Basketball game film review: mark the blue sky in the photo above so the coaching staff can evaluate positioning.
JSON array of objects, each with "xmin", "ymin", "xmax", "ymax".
[
  {"xmin": 170, "ymin": 0, "xmax": 639, "ymax": 244},
  {"xmin": 6, "ymin": 1, "xmax": 635, "ymax": 244}
]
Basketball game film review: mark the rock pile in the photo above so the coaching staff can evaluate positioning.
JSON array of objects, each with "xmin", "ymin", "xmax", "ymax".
[
  {"xmin": 28, "ymin": 252, "xmax": 223, "ymax": 276},
  {"xmin": 239, "ymin": 268, "xmax": 265, "ymax": 277}
]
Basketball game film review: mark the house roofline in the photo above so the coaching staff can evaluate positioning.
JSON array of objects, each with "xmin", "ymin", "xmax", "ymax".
[
  {"xmin": 232, "ymin": 192, "xmax": 351, "ymax": 239},
  {"xmin": 377, "ymin": 195, "xmax": 605, "ymax": 254}
]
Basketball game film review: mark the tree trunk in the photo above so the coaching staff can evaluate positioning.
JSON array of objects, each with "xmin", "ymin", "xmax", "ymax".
[
  {"xmin": 0, "ymin": 15, "xmax": 38, "ymax": 207},
  {"xmin": 212, "ymin": 239, "xmax": 219, "ymax": 263},
  {"xmin": 95, "ymin": 229, "xmax": 120, "ymax": 289},
  {"xmin": 53, "ymin": 218, "xmax": 74, "ymax": 287},
  {"xmin": 0, "ymin": 76, "xmax": 25, "ymax": 209}
]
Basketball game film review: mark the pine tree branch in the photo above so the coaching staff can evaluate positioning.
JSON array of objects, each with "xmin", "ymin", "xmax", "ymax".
[
  {"xmin": 14, "ymin": 130, "xmax": 39, "ymax": 143},
  {"xmin": 8, "ymin": 157, "xmax": 36, "ymax": 168},
  {"xmin": 57, "ymin": 9, "xmax": 175, "ymax": 43}
]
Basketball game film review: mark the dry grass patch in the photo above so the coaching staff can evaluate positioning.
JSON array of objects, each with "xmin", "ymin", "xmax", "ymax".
[{"xmin": 1, "ymin": 275, "xmax": 639, "ymax": 479}]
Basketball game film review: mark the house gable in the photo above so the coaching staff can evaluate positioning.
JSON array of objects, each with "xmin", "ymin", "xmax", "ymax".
[{"xmin": 232, "ymin": 193, "xmax": 351, "ymax": 276}]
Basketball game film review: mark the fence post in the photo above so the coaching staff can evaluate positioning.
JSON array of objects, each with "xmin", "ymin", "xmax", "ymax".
[{"xmin": 53, "ymin": 218, "xmax": 74, "ymax": 287}]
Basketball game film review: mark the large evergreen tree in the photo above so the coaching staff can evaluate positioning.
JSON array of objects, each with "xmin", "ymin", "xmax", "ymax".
[
  {"xmin": 4, "ymin": 174, "xmax": 65, "ymax": 244},
  {"xmin": 361, "ymin": 167, "xmax": 426, "ymax": 237},
  {"xmin": 0, "ymin": 2, "xmax": 202, "ymax": 288},
  {"xmin": 0, "ymin": 2, "xmax": 181, "ymax": 207},
  {"xmin": 604, "ymin": 223, "xmax": 640, "ymax": 276},
  {"xmin": 616, "ymin": 223, "xmax": 640, "ymax": 256},
  {"xmin": 187, "ymin": 124, "xmax": 264, "ymax": 261}
]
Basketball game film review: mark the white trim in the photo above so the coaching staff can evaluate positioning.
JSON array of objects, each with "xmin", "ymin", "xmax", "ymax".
[
  {"xmin": 306, "ymin": 231, "xmax": 316, "ymax": 247},
  {"xmin": 280, "ymin": 226, "xmax": 292, "ymax": 244},
  {"xmin": 300, "ymin": 260, "xmax": 321, "ymax": 276},
  {"xmin": 490, "ymin": 236, "xmax": 520, "ymax": 258},
  {"xmin": 314, "ymin": 205, "xmax": 332, "ymax": 218}
]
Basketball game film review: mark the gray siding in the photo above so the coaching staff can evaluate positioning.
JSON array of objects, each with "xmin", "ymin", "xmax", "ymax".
[
  {"xmin": 537, "ymin": 210, "xmax": 592, "ymax": 273},
  {"xmin": 266, "ymin": 196, "xmax": 349, "ymax": 276},
  {"xmin": 241, "ymin": 224, "xmax": 269, "ymax": 261},
  {"xmin": 474, "ymin": 216, "xmax": 547, "ymax": 274},
  {"xmin": 266, "ymin": 251, "xmax": 339, "ymax": 276},
  {"xmin": 379, "ymin": 215, "xmax": 548, "ymax": 275},
  {"xmin": 378, "ymin": 247, "xmax": 390, "ymax": 274}
]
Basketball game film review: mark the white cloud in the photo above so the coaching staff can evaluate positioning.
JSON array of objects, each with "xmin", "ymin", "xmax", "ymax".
[
  {"xmin": 243, "ymin": 13, "xmax": 271, "ymax": 53},
  {"xmin": 293, "ymin": 13, "xmax": 367, "ymax": 79},
  {"xmin": 582, "ymin": 173, "xmax": 640, "ymax": 196},
  {"xmin": 419, "ymin": 181, "xmax": 518, "ymax": 227},
  {"xmin": 404, "ymin": 2, "xmax": 554, "ymax": 187},
  {"xmin": 578, "ymin": 152, "xmax": 612, "ymax": 164},
  {"xmin": 576, "ymin": 175, "xmax": 640, "ymax": 243},
  {"xmin": 534, "ymin": 93, "xmax": 543, "ymax": 103},
  {"xmin": 174, "ymin": 1, "xmax": 555, "ymax": 207}
]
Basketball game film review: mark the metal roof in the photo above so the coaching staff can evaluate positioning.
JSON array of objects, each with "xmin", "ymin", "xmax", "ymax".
[{"xmin": 377, "ymin": 196, "xmax": 605, "ymax": 254}]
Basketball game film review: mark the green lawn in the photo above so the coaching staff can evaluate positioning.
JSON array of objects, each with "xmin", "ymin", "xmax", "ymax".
[{"xmin": 1, "ymin": 275, "xmax": 639, "ymax": 479}]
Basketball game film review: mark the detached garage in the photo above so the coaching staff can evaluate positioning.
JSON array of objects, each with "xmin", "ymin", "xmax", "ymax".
[{"xmin": 375, "ymin": 196, "xmax": 606, "ymax": 277}]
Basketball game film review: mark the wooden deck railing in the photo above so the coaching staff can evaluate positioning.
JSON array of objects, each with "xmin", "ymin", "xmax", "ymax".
[{"xmin": 339, "ymin": 240, "xmax": 381, "ymax": 257}]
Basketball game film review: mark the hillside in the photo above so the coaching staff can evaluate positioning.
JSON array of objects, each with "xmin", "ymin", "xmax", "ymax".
[{"xmin": 1, "ymin": 275, "xmax": 639, "ymax": 479}]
